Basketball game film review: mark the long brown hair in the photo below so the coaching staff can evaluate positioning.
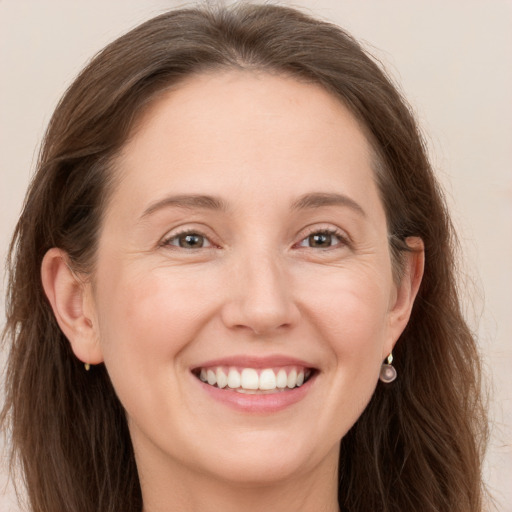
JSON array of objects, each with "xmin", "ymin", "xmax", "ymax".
[{"xmin": 1, "ymin": 4, "xmax": 488, "ymax": 511}]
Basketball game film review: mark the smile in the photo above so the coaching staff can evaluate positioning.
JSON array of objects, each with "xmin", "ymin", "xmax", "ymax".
[{"xmin": 194, "ymin": 366, "xmax": 314, "ymax": 393}]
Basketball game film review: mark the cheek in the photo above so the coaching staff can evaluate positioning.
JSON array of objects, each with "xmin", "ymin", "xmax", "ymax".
[
  {"xmin": 94, "ymin": 264, "xmax": 216, "ymax": 376},
  {"xmin": 290, "ymin": 265, "xmax": 394, "ymax": 440},
  {"xmin": 92, "ymin": 263, "xmax": 222, "ymax": 433},
  {"xmin": 305, "ymin": 266, "xmax": 392, "ymax": 370}
]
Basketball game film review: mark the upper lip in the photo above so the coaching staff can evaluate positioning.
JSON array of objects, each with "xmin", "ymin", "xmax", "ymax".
[{"xmin": 191, "ymin": 354, "xmax": 316, "ymax": 371}]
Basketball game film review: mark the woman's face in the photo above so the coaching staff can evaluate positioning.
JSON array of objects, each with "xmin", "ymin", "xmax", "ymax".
[{"xmin": 84, "ymin": 71, "xmax": 417, "ymax": 485}]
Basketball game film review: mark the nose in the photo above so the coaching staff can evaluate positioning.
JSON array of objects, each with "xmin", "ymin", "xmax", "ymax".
[{"xmin": 220, "ymin": 252, "xmax": 300, "ymax": 336}]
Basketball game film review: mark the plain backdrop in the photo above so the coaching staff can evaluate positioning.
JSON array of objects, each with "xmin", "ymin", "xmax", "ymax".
[{"xmin": 1, "ymin": 1, "xmax": 511, "ymax": 511}]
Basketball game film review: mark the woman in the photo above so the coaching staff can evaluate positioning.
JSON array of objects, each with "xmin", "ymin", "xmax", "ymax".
[{"xmin": 1, "ymin": 4, "xmax": 488, "ymax": 512}]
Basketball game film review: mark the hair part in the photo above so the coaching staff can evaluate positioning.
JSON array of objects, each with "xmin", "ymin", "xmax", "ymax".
[{"xmin": 2, "ymin": 4, "xmax": 488, "ymax": 512}]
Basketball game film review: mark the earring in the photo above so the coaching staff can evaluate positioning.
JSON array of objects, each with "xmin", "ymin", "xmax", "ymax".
[
  {"xmin": 379, "ymin": 352, "xmax": 397, "ymax": 383},
  {"xmin": 84, "ymin": 363, "xmax": 91, "ymax": 371}
]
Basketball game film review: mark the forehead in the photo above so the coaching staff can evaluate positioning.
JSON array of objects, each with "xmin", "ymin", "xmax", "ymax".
[
  {"xmin": 124, "ymin": 70, "xmax": 372, "ymax": 158},
  {"xmin": 109, "ymin": 70, "xmax": 381, "ymax": 220}
]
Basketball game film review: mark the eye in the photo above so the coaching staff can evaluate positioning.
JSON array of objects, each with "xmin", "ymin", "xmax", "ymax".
[
  {"xmin": 164, "ymin": 231, "xmax": 212, "ymax": 249},
  {"xmin": 298, "ymin": 229, "xmax": 346, "ymax": 249}
]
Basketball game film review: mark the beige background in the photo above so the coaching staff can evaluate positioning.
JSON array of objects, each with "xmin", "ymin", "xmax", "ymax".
[{"xmin": 1, "ymin": 1, "xmax": 511, "ymax": 510}]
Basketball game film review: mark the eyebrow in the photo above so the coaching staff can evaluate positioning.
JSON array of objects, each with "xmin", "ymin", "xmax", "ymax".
[
  {"xmin": 139, "ymin": 191, "xmax": 366, "ymax": 220},
  {"xmin": 140, "ymin": 194, "xmax": 228, "ymax": 219},
  {"xmin": 291, "ymin": 192, "xmax": 366, "ymax": 217}
]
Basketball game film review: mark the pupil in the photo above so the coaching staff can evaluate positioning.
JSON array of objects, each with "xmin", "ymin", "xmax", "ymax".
[
  {"xmin": 180, "ymin": 234, "xmax": 203, "ymax": 248},
  {"xmin": 310, "ymin": 233, "xmax": 330, "ymax": 247}
]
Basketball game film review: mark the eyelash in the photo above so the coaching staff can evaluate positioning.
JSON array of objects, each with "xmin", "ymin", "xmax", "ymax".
[
  {"xmin": 295, "ymin": 227, "xmax": 349, "ymax": 250},
  {"xmin": 161, "ymin": 229, "xmax": 215, "ymax": 250},
  {"xmin": 161, "ymin": 227, "xmax": 349, "ymax": 251}
]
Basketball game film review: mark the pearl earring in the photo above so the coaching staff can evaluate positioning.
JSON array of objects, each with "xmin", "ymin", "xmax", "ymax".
[
  {"xmin": 379, "ymin": 352, "xmax": 397, "ymax": 383},
  {"xmin": 84, "ymin": 363, "xmax": 91, "ymax": 371}
]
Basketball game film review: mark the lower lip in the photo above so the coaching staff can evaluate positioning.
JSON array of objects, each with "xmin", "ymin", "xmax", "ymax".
[{"xmin": 196, "ymin": 374, "xmax": 316, "ymax": 413}]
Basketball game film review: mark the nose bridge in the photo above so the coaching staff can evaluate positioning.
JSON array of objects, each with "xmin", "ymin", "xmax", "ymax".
[{"xmin": 222, "ymin": 243, "xmax": 298, "ymax": 335}]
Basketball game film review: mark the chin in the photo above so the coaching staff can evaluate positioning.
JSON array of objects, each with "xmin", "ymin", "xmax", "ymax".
[
  {"xmin": 204, "ymin": 449, "xmax": 316, "ymax": 485},
  {"xmin": 189, "ymin": 428, "xmax": 335, "ymax": 486}
]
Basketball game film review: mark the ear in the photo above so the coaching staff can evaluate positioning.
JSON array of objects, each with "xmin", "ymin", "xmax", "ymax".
[
  {"xmin": 41, "ymin": 248, "xmax": 103, "ymax": 366},
  {"xmin": 384, "ymin": 236, "xmax": 425, "ymax": 357}
]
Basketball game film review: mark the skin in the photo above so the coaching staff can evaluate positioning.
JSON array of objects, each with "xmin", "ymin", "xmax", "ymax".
[{"xmin": 42, "ymin": 71, "xmax": 424, "ymax": 512}]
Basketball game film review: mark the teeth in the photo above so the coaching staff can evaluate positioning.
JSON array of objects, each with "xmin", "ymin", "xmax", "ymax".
[
  {"xmin": 241, "ymin": 368, "xmax": 259, "ymax": 390},
  {"xmin": 207, "ymin": 369, "xmax": 217, "ymax": 386},
  {"xmin": 259, "ymin": 369, "xmax": 277, "ymax": 390},
  {"xmin": 287, "ymin": 369, "xmax": 297, "ymax": 388},
  {"xmin": 276, "ymin": 369, "xmax": 288, "ymax": 388},
  {"xmin": 216, "ymin": 368, "xmax": 228, "ymax": 388},
  {"xmin": 198, "ymin": 366, "xmax": 312, "ymax": 392},
  {"xmin": 227, "ymin": 368, "xmax": 241, "ymax": 389}
]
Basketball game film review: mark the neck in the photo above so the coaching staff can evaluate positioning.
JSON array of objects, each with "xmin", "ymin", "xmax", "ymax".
[{"xmin": 137, "ymin": 444, "xmax": 341, "ymax": 512}]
